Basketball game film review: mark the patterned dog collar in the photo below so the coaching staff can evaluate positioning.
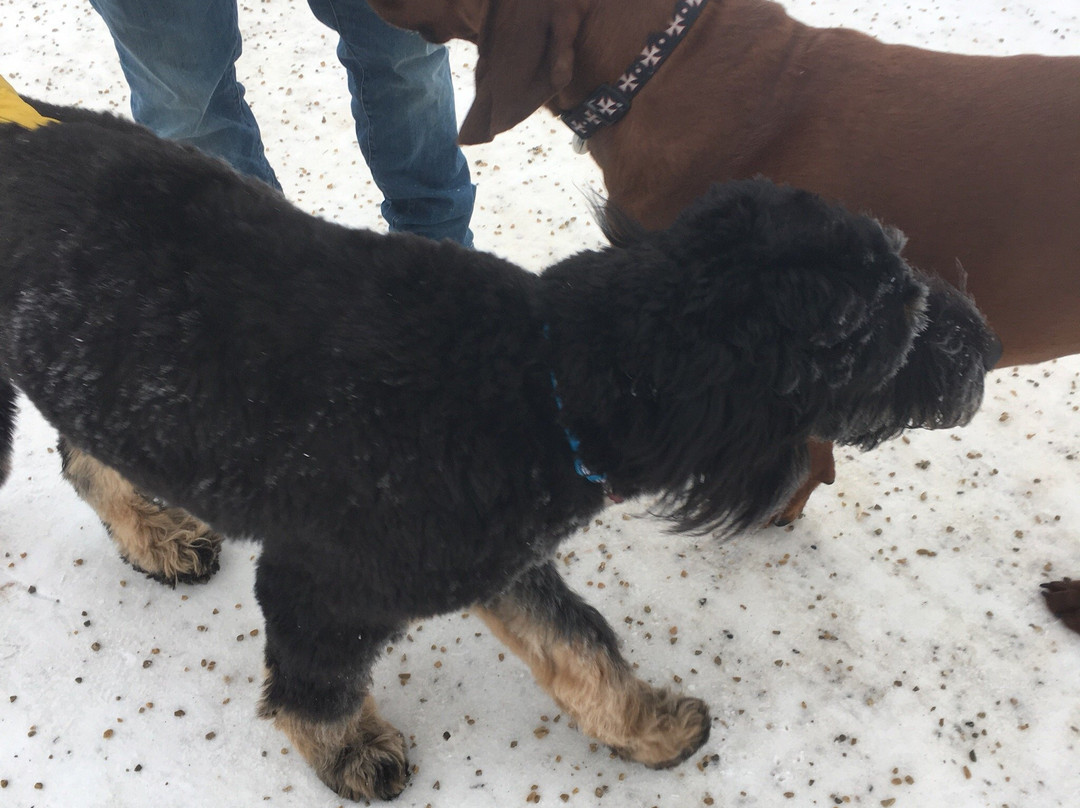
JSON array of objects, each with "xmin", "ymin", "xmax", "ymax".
[{"xmin": 560, "ymin": 0, "xmax": 709, "ymax": 149}]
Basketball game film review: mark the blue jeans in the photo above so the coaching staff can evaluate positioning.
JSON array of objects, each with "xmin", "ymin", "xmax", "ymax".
[{"xmin": 89, "ymin": 0, "xmax": 474, "ymax": 245}]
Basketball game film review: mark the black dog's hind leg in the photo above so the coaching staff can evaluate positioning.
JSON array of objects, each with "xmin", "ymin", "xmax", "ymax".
[
  {"xmin": 58, "ymin": 437, "xmax": 222, "ymax": 584},
  {"xmin": 475, "ymin": 562, "xmax": 711, "ymax": 768},
  {"xmin": 255, "ymin": 552, "xmax": 409, "ymax": 801}
]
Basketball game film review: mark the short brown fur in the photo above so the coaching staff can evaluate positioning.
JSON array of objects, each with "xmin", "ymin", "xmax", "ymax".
[{"xmin": 367, "ymin": 0, "xmax": 1080, "ymax": 523}]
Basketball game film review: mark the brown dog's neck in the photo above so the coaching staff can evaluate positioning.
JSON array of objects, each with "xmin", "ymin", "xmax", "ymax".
[
  {"xmin": 548, "ymin": 0, "xmax": 810, "ymax": 225},
  {"xmin": 547, "ymin": 0, "xmax": 676, "ymax": 113},
  {"xmin": 550, "ymin": 0, "xmax": 801, "ymax": 108}
]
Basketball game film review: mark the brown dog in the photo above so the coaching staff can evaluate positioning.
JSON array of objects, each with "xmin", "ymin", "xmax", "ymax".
[{"xmin": 367, "ymin": 0, "xmax": 1080, "ymax": 622}]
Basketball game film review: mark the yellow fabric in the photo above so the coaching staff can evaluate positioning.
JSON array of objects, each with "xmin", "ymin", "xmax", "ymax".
[{"xmin": 0, "ymin": 76, "xmax": 58, "ymax": 129}]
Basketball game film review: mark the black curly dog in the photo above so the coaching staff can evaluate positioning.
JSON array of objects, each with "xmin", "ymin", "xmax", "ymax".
[{"xmin": 0, "ymin": 104, "xmax": 999, "ymax": 801}]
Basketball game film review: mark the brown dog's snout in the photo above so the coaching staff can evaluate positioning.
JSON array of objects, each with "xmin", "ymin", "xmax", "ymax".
[{"xmin": 416, "ymin": 24, "xmax": 447, "ymax": 43}]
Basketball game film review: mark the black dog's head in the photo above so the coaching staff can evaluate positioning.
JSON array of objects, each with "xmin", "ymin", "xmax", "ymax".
[
  {"xmin": 812, "ymin": 272, "xmax": 1001, "ymax": 450},
  {"xmin": 540, "ymin": 180, "xmax": 998, "ymax": 534}
]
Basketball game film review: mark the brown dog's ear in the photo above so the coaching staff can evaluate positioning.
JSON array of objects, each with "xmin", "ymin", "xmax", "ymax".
[{"xmin": 459, "ymin": 0, "xmax": 582, "ymax": 144}]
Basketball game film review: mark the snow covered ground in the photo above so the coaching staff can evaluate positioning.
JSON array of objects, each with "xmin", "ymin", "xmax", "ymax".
[{"xmin": 1, "ymin": 1, "xmax": 1078, "ymax": 806}]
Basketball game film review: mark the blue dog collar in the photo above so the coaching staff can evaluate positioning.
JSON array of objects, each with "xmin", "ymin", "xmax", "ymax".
[
  {"xmin": 543, "ymin": 324, "xmax": 608, "ymax": 486},
  {"xmin": 549, "ymin": 371, "xmax": 608, "ymax": 485}
]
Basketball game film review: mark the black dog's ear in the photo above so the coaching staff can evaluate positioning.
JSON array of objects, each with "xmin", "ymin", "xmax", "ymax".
[
  {"xmin": 624, "ymin": 289, "xmax": 829, "ymax": 534},
  {"xmin": 646, "ymin": 404, "xmax": 812, "ymax": 535},
  {"xmin": 541, "ymin": 265, "xmax": 817, "ymax": 535},
  {"xmin": 543, "ymin": 262, "xmax": 826, "ymax": 535}
]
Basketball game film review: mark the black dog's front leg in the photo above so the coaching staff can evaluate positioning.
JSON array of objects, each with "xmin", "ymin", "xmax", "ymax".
[
  {"xmin": 474, "ymin": 562, "xmax": 711, "ymax": 768},
  {"xmin": 255, "ymin": 553, "xmax": 408, "ymax": 801}
]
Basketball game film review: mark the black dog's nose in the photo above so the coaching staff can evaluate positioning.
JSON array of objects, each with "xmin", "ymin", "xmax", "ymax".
[{"xmin": 985, "ymin": 334, "xmax": 1003, "ymax": 370}]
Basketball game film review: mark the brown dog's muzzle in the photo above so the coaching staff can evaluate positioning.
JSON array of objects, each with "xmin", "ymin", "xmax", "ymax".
[{"xmin": 367, "ymin": 0, "xmax": 481, "ymax": 44}]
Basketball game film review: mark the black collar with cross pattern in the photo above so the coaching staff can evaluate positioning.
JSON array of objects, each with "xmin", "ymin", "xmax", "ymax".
[{"xmin": 560, "ymin": 0, "xmax": 710, "ymax": 150}]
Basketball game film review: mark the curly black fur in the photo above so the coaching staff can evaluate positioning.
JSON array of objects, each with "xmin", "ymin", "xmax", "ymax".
[
  {"xmin": 0, "ymin": 106, "xmax": 998, "ymax": 786},
  {"xmin": 556, "ymin": 183, "xmax": 999, "ymax": 532}
]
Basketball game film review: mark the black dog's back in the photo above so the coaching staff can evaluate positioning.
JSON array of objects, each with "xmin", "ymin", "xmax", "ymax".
[
  {"xmin": 23, "ymin": 100, "xmax": 148, "ymax": 129},
  {"xmin": 0, "ymin": 116, "xmax": 561, "ymax": 573}
]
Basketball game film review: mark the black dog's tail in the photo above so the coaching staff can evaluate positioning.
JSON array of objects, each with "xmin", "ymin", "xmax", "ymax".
[{"xmin": 0, "ymin": 378, "xmax": 16, "ymax": 487}]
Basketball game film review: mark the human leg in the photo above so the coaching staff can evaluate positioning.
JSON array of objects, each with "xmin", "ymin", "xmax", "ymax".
[
  {"xmin": 89, "ymin": 0, "xmax": 280, "ymax": 187},
  {"xmin": 306, "ymin": 0, "xmax": 475, "ymax": 244}
]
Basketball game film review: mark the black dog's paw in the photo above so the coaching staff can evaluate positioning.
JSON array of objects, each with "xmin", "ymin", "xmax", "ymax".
[
  {"xmin": 59, "ymin": 441, "xmax": 225, "ymax": 585},
  {"xmin": 127, "ymin": 530, "xmax": 222, "ymax": 587},
  {"xmin": 268, "ymin": 694, "xmax": 409, "ymax": 802},
  {"xmin": 610, "ymin": 690, "xmax": 712, "ymax": 770},
  {"xmin": 641, "ymin": 694, "xmax": 712, "ymax": 770},
  {"xmin": 324, "ymin": 728, "xmax": 409, "ymax": 802}
]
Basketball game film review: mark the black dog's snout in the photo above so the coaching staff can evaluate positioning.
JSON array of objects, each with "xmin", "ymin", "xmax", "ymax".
[{"xmin": 984, "ymin": 334, "xmax": 1003, "ymax": 370}]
